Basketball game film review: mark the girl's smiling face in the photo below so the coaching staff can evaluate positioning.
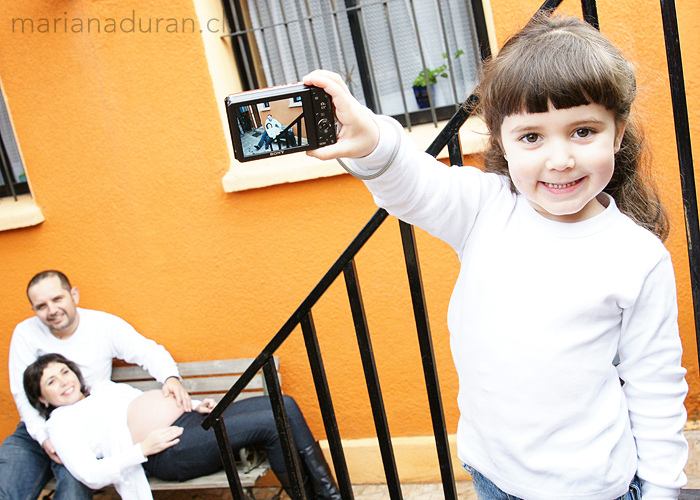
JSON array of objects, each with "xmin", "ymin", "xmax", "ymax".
[
  {"xmin": 500, "ymin": 103, "xmax": 625, "ymax": 223},
  {"xmin": 39, "ymin": 362, "xmax": 85, "ymax": 408}
]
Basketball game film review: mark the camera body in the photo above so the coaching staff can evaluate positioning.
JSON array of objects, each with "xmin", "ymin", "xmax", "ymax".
[{"xmin": 225, "ymin": 83, "xmax": 337, "ymax": 162}]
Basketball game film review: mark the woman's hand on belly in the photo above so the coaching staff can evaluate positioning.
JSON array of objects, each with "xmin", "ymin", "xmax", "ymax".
[
  {"xmin": 140, "ymin": 426, "xmax": 184, "ymax": 456},
  {"xmin": 128, "ymin": 390, "xmax": 186, "ymax": 444}
]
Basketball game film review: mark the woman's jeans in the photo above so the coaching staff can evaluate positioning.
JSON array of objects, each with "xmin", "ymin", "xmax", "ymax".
[
  {"xmin": 144, "ymin": 395, "xmax": 315, "ymax": 482},
  {"xmin": 462, "ymin": 464, "xmax": 641, "ymax": 500},
  {"xmin": 0, "ymin": 422, "xmax": 93, "ymax": 500}
]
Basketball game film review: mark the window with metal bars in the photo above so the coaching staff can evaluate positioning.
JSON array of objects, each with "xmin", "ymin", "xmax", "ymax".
[
  {"xmin": 221, "ymin": 0, "xmax": 488, "ymax": 129},
  {"xmin": 0, "ymin": 81, "xmax": 29, "ymax": 200}
]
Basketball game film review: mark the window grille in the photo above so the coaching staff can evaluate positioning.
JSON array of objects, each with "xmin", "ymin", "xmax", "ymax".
[
  {"xmin": 0, "ymin": 81, "xmax": 29, "ymax": 200},
  {"xmin": 221, "ymin": 0, "xmax": 486, "ymax": 128}
]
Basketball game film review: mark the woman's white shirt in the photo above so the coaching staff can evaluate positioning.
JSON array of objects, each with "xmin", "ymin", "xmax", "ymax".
[{"xmin": 46, "ymin": 381, "xmax": 152, "ymax": 499}]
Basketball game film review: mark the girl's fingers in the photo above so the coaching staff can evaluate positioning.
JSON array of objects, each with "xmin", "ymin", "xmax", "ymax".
[
  {"xmin": 302, "ymin": 70, "xmax": 379, "ymax": 159},
  {"xmin": 303, "ymin": 71, "xmax": 354, "ymax": 113}
]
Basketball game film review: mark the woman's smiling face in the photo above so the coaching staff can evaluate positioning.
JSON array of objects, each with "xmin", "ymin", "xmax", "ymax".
[
  {"xmin": 39, "ymin": 362, "xmax": 85, "ymax": 408},
  {"xmin": 500, "ymin": 102, "xmax": 625, "ymax": 223}
]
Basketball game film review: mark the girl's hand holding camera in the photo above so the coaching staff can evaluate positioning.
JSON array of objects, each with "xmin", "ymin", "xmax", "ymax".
[{"xmin": 303, "ymin": 70, "xmax": 379, "ymax": 161}]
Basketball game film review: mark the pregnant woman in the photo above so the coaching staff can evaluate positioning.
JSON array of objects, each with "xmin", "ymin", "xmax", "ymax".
[{"xmin": 24, "ymin": 353, "xmax": 340, "ymax": 500}]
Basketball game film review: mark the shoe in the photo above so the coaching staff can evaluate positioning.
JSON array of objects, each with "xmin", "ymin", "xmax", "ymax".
[
  {"xmin": 299, "ymin": 442, "xmax": 341, "ymax": 500},
  {"xmin": 254, "ymin": 145, "xmax": 261, "ymax": 150},
  {"xmin": 276, "ymin": 471, "xmax": 314, "ymax": 500}
]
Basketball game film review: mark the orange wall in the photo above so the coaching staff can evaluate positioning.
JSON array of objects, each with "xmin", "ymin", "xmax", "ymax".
[{"xmin": 0, "ymin": 0, "xmax": 698, "ymax": 447}]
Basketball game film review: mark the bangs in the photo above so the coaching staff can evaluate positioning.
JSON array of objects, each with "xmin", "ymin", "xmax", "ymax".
[
  {"xmin": 478, "ymin": 16, "xmax": 636, "ymax": 130},
  {"xmin": 499, "ymin": 39, "xmax": 625, "ymax": 115}
]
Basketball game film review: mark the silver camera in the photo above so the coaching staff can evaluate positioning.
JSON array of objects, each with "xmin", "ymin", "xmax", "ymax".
[{"xmin": 226, "ymin": 83, "xmax": 337, "ymax": 162}]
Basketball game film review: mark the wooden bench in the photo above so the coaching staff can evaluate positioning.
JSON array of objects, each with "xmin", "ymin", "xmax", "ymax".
[{"xmin": 42, "ymin": 357, "xmax": 280, "ymax": 497}]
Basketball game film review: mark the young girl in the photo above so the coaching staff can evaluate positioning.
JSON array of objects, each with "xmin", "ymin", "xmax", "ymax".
[{"xmin": 303, "ymin": 14, "xmax": 688, "ymax": 500}]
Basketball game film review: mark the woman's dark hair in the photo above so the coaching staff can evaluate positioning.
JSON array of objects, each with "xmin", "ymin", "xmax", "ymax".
[
  {"xmin": 24, "ymin": 353, "xmax": 90, "ymax": 419},
  {"xmin": 474, "ymin": 14, "xmax": 669, "ymax": 240}
]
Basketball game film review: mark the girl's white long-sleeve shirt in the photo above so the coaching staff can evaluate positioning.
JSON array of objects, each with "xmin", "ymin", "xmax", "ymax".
[{"xmin": 351, "ymin": 116, "xmax": 688, "ymax": 500}]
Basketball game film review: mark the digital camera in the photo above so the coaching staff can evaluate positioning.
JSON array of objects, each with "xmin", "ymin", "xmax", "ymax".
[{"xmin": 225, "ymin": 83, "xmax": 337, "ymax": 162}]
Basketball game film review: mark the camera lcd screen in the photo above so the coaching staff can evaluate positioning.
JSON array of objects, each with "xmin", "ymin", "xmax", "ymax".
[{"xmin": 231, "ymin": 94, "xmax": 309, "ymax": 160}]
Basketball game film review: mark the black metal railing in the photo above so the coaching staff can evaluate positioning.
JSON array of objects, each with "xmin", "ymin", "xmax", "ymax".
[
  {"xmin": 203, "ymin": 0, "xmax": 698, "ymax": 498},
  {"xmin": 660, "ymin": 0, "xmax": 700, "ymax": 366}
]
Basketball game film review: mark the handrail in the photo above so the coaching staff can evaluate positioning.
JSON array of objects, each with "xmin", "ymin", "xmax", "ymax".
[{"xmin": 201, "ymin": 208, "xmax": 389, "ymax": 429}]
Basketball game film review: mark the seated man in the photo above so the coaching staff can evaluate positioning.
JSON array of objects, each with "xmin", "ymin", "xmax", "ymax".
[
  {"xmin": 0, "ymin": 270, "xmax": 190, "ymax": 500},
  {"xmin": 255, "ymin": 114, "xmax": 297, "ymax": 151}
]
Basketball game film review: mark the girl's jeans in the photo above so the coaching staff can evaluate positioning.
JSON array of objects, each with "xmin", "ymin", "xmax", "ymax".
[{"xmin": 462, "ymin": 463, "xmax": 641, "ymax": 500}]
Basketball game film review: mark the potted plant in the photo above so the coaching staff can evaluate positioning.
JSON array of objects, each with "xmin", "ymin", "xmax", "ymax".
[{"xmin": 412, "ymin": 50, "xmax": 463, "ymax": 109}]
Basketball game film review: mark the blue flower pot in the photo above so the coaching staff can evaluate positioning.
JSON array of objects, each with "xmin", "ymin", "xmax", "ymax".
[{"xmin": 413, "ymin": 84, "xmax": 435, "ymax": 109}]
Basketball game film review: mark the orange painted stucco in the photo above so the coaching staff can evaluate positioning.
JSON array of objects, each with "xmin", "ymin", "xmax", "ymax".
[{"xmin": 0, "ymin": 0, "xmax": 698, "ymax": 454}]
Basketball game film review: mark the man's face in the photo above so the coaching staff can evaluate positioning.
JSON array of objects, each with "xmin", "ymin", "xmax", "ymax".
[{"xmin": 27, "ymin": 276, "xmax": 80, "ymax": 339}]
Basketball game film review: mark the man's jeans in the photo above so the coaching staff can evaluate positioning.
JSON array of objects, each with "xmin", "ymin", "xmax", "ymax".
[
  {"xmin": 463, "ymin": 463, "xmax": 641, "ymax": 500},
  {"xmin": 0, "ymin": 422, "xmax": 93, "ymax": 500}
]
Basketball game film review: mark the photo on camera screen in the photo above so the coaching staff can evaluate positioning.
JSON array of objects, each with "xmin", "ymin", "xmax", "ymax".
[{"xmin": 232, "ymin": 95, "xmax": 308, "ymax": 160}]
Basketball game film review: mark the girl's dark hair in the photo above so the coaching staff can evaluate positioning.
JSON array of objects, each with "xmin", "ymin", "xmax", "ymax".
[
  {"xmin": 24, "ymin": 353, "xmax": 90, "ymax": 419},
  {"xmin": 475, "ymin": 14, "xmax": 669, "ymax": 240}
]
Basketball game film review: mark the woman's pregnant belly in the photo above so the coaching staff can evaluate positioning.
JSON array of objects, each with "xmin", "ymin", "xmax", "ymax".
[{"xmin": 127, "ymin": 390, "xmax": 185, "ymax": 444}]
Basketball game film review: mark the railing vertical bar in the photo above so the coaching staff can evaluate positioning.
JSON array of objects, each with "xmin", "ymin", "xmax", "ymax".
[
  {"xmin": 0, "ymin": 82, "xmax": 20, "ymax": 201},
  {"xmin": 383, "ymin": 0, "xmax": 412, "ymax": 131},
  {"xmin": 659, "ymin": 0, "xmax": 700, "ymax": 366},
  {"xmin": 353, "ymin": 6, "xmax": 383, "ymax": 115},
  {"xmin": 301, "ymin": 0, "xmax": 323, "ymax": 70},
  {"xmin": 0, "ymin": 144, "xmax": 17, "ymax": 201},
  {"xmin": 425, "ymin": 99, "xmax": 473, "ymax": 158},
  {"xmin": 328, "ymin": 0, "xmax": 353, "ymax": 93},
  {"xmin": 448, "ymin": 134, "xmax": 463, "ymax": 167},
  {"xmin": 213, "ymin": 417, "xmax": 247, "ymax": 500},
  {"xmin": 398, "ymin": 221, "xmax": 458, "ymax": 500},
  {"xmin": 343, "ymin": 259, "xmax": 403, "ymax": 500},
  {"xmin": 469, "ymin": 0, "xmax": 492, "ymax": 60},
  {"xmin": 539, "ymin": 0, "xmax": 566, "ymax": 14},
  {"xmin": 275, "ymin": 0, "xmax": 302, "ymax": 82},
  {"xmin": 408, "ymin": 0, "xmax": 438, "ymax": 126},
  {"xmin": 300, "ymin": 311, "xmax": 355, "ymax": 500},
  {"xmin": 435, "ymin": 0, "xmax": 461, "ymax": 109},
  {"xmin": 580, "ymin": 0, "xmax": 600, "ymax": 29},
  {"xmin": 263, "ymin": 358, "xmax": 308, "ymax": 500},
  {"xmin": 223, "ymin": 0, "xmax": 258, "ymax": 90},
  {"xmin": 344, "ymin": 0, "xmax": 378, "ymax": 112},
  {"xmin": 251, "ymin": 0, "xmax": 277, "ymax": 87}
]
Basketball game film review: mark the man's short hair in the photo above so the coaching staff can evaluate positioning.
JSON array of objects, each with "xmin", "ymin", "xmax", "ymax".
[{"xmin": 26, "ymin": 270, "xmax": 72, "ymax": 300}]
